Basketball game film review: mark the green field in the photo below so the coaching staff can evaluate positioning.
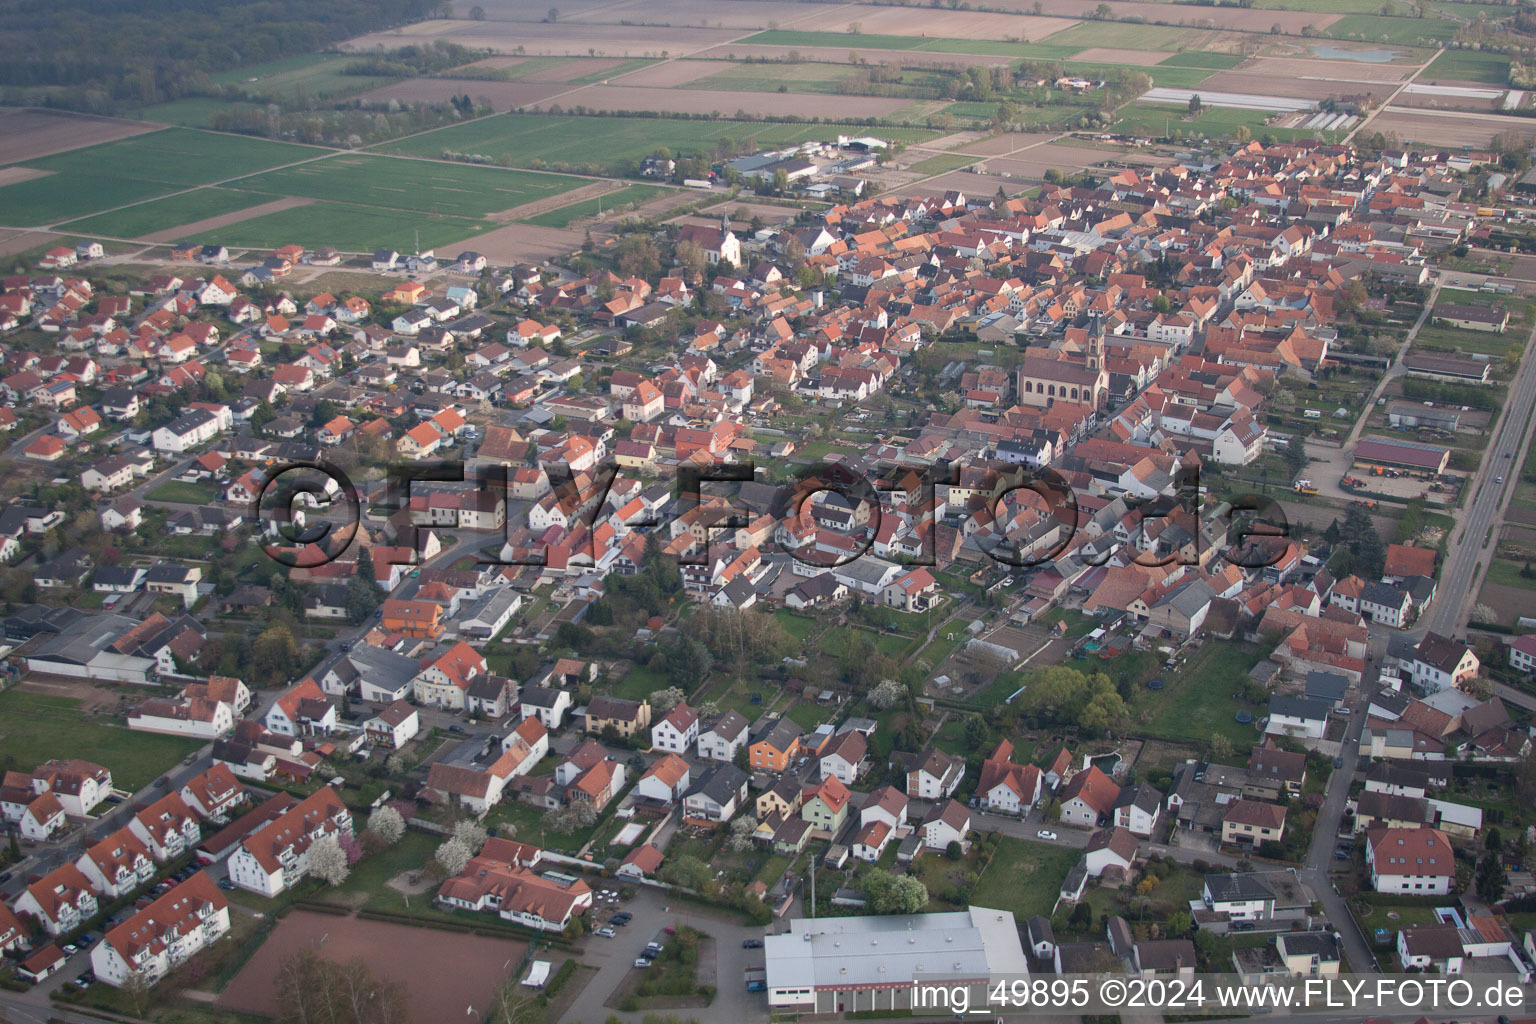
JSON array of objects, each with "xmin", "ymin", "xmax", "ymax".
[
  {"xmin": 147, "ymin": 480, "xmax": 221, "ymax": 504},
  {"xmin": 1117, "ymin": 102, "xmax": 1341, "ymax": 142},
  {"xmin": 232, "ymin": 153, "xmax": 583, "ymax": 219},
  {"xmin": 1063, "ymin": 61, "xmax": 1219, "ymax": 89},
  {"xmin": 1047, "ymin": 22, "xmax": 1241, "ymax": 52},
  {"xmin": 977, "ymin": 839, "xmax": 1081, "ymax": 920},
  {"xmin": 0, "ymin": 127, "xmax": 328, "ymax": 226},
  {"xmin": 138, "ymin": 97, "xmax": 264, "ymax": 128},
  {"xmin": 210, "ymin": 53, "xmax": 394, "ymax": 104},
  {"xmin": 0, "ymin": 689, "xmax": 204, "ymax": 791},
  {"xmin": 1325, "ymin": 13, "xmax": 1461, "ymax": 44},
  {"xmin": 682, "ymin": 61, "xmax": 868, "ymax": 94},
  {"xmin": 374, "ymin": 112, "xmax": 938, "ymax": 170},
  {"xmin": 192, "ymin": 200, "xmax": 483, "ymax": 253},
  {"xmin": 568, "ymin": 57, "xmax": 660, "ymax": 85},
  {"xmin": 58, "ymin": 188, "xmax": 271, "ymax": 238},
  {"xmin": 1131, "ymin": 641, "xmax": 1269, "ymax": 746},
  {"xmin": 910, "ymin": 152, "xmax": 981, "ymax": 175},
  {"xmin": 1424, "ymin": 48, "xmax": 1512, "ymax": 84},
  {"xmin": 741, "ymin": 29, "xmax": 1088, "ymax": 60},
  {"xmin": 521, "ymin": 183, "xmax": 670, "ymax": 227},
  {"xmin": 1158, "ymin": 51, "xmax": 1248, "ymax": 70}
]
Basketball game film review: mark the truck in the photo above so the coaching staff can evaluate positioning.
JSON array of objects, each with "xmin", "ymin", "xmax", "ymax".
[{"xmin": 745, "ymin": 966, "xmax": 766, "ymax": 993}]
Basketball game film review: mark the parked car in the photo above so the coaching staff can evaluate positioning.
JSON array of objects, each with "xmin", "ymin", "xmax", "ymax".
[
  {"xmin": 611, "ymin": 912, "xmax": 632, "ymax": 926},
  {"xmin": 153, "ymin": 777, "xmax": 170, "ymax": 788},
  {"xmin": 448, "ymin": 725, "xmax": 465, "ymax": 734},
  {"xmin": 63, "ymin": 944, "xmax": 78, "ymax": 955},
  {"xmin": 595, "ymin": 927, "xmax": 616, "ymax": 938},
  {"xmin": 1037, "ymin": 830, "xmax": 1058, "ymax": 841},
  {"xmin": 742, "ymin": 939, "xmax": 764, "ymax": 949},
  {"xmin": 633, "ymin": 959, "xmax": 651, "ymax": 969},
  {"xmin": 79, "ymin": 932, "xmax": 97, "ymax": 945},
  {"xmin": 1334, "ymin": 757, "xmax": 1345, "ymax": 769}
]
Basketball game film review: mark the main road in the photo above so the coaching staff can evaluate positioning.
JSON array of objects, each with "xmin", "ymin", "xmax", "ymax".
[{"xmin": 1421, "ymin": 313, "xmax": 1536, "ymax": 638}]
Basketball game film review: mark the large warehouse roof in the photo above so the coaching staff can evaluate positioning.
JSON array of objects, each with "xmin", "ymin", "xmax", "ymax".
[{"xmin": 765, "ymin": 907, "xmax": 1028, "ymax": 994}]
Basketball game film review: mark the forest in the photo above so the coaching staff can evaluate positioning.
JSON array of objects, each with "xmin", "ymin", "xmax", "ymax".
[{"xmin": 0, "ymin": 0, "xmax": 436, "ymax": 112}]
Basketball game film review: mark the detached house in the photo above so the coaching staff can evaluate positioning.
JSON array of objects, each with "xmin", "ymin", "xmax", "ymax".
[
  {"xmin": 651, "ymin": 701, "xmax": 699, "ymax": 755},
  {"xmin": 1059, "ymin": 765, "xmax": 1120, "ymax": 828},
  {"xmin": 1368, "ymin": 827, "xmax": 1455, "ymax": 895}
]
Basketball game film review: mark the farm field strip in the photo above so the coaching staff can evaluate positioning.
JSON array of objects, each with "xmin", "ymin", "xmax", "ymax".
[{"xmin": 1140, "ymin": 86, "xmax": 1314, "ymax": 111}]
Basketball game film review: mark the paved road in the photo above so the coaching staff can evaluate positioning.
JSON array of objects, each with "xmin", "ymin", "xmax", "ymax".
[
  {"xmin": 1300, "ymin": 643, "xmax": 1379, "ymax": 976},
  {"xmin": 1421, "ymin": 314, "xmax": 1536, "ymax": 638}
]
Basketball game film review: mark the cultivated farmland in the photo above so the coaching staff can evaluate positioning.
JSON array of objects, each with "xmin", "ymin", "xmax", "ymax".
[
  {"xmin": 0, "ymin": 108, "xmax": 160, "ymax": 163},
  {"xmin": 375, "ymin": 113, "xmax": 938, "ymax": 170},
  {"xmin": 0, "ymin": 127, "xmax": 327, "ymax": 226}
]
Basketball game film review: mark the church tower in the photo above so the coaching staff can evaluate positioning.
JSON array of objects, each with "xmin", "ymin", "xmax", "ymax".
[{"xmin": 1086, "ymin": 312, "xmax": 1105, "ymax": 372}]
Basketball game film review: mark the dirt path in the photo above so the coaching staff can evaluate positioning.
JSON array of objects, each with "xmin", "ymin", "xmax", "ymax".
[{"xmin": 142, "ymin": 196, "xmax": 316, "ymax": 243}]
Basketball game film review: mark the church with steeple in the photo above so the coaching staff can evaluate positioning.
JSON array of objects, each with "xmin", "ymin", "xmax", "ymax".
[
  {"xmin": 1014, "ymin": 315, "xmax": 1110, "ymax": 411},
  {"xmin": 674, "ymin": 212, "xmax": 741, "ymax": 267}
]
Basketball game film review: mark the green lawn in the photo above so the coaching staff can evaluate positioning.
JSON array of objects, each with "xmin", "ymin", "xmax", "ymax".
[
  {"xmin": 1132, "ymin": 641, "xmax": 1269, "ymax": 746},
  {"xmin": 0, "ymin": 689, "xmax": 203, "ymax": 791},
  {"xmin": 0, "ymin": 127, "xmax": 327, "ymax": 227},
  {"xmin": 1486, "ymin": 559, "xmax": 1536, "ymax": 591},
  {"xmin": 323, "ymin": 828, "xmax": 438, "ymax": 911},
  {"xmin": 147, "ymin": 480, "xmax": 220, "ymax": 504},
  {"xmin": 783, "ymin": 700, "xmax": 829, "ymax": 732},
  {"xmin": 374, "ymin": 113, "xmax": 937, "ymax": 172},
  {"xmin": 976, "ymin": 838, "xmax": 1081, "ymax": 920},
  {"xmin": 138, "ymin": 97, "xmax": 264, "ymax": 128},
  {"xmin": 773, "ymin": 610, "xmax": 819, "ymax": 641},
  {"xmin": 521, "ymin": 184, "xmax": 670, "ymax": 227},
  {"xmin": 611, "ymin": 663, "xmax": 667, "ymax": 702},
  {"xmin": 1424, "ymin": 48, "xmax": 1511, "ymax": 85}
]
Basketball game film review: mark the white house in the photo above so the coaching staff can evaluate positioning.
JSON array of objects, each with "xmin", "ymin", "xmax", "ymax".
[
  {"xmin": 519, "ymin": 686, "xmax": 572, "ymax": 730},
  {"xmin": 227, "ymin": 787, "xmax": 352, "ymax": 897},
  {"xmin": 651, "ymin": 702, "xmax": 699, "ymax": 755},
  {"xmin": 76, "ymin": 827, "xmax": 156, "ymax": 899},
  {"xmin": 635, "ymin": 754, "xmax": 691, "ymax": 804},
  {"xmin": 127, "ymin": 794, "xmax": 202, "ymax": 863},
  {"xmin": 920, "ymin": 800, "xmax": 970, "ymax": 852},
  {"xmin": 1368, "ymin": 827, "xmax": 1455, "ymax": 895},
  {"xmin": 697, "ymin": 710, "xmax": 749, "ymax": 762},
  {"xmin": 89, "ymin": 873, "xmax": 229, "ymax": 988},
  {"xmin": 127, "ymin": 696, "xmax": 232, "ymax": 739},
  {"xmin": 907, "ymin": 749, "xmax": 965, "ymax": 801},
  {"xmin": 364, "ymin": 700, "xmax": 420, "ymax": 749}
]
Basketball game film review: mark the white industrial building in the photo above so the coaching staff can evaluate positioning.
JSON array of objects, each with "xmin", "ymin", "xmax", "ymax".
[{"xmin": 764, "ymin": 907, "xmax": 1028, "ymax": 1015}]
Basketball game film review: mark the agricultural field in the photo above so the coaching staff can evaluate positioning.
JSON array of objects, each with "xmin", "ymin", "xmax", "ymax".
[
  {"xmin": 0, "ymin": 108, "xmax": 160, "ymax": 163},
  {"xmin": 1424, "ymin": 49, "xmax": 1513, "ymax": 85},
  {"xmin": 1325, "ymin": 13, "xmax": 1461, "ymax": 44},
  {"xmin": 375, "ymin": 112, "xmax": 937, "ymax": 170},
  {"xmin": 521, "ymin": 183, "xmax": 671, "ymax": 227},
  {"xmin": 56, "ymin": 188, "xmax": 273, "ymax": 239},
  {"xmin": 1369, "ymin": 107, "xmax": 1536, "ymax": 148},
  {"xmin": 232, "ymin": 154, "xmax": 585, "ymax": 219},
  {"xmin": 0, "ymin": 127, "xmax": 327, "ymax": 227}
]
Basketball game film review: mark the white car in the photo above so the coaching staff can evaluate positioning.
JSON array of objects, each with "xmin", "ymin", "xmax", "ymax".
[
  {"xmin": 633, "ymin": 958, "xmax": 652, "ymax": 969},
  {"xmin": 595, "ymin": 927, "xmax": 615, "ymax": 938},
  {"xmin": 1036, "ymin": 830, "xmax": 1058, "ymax": 841}
]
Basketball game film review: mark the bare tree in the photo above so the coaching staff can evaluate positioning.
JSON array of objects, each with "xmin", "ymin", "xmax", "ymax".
[{"xmin": 121, "ymin": 969, "xmax": 157, "ymax": 1018}]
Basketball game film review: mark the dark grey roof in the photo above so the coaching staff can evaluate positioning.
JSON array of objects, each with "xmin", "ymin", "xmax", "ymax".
[{"xmin": 1204, "ymin": 873, "xmax": 1275, "ymax": 904}]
